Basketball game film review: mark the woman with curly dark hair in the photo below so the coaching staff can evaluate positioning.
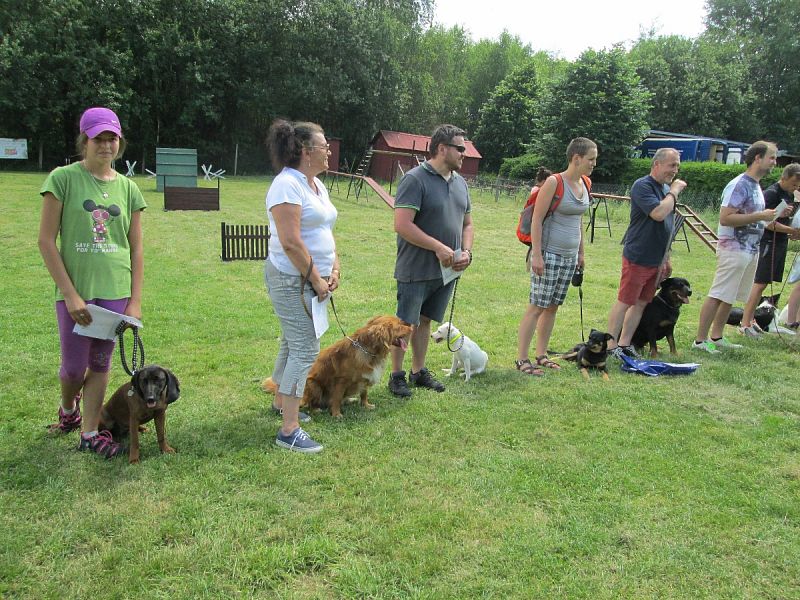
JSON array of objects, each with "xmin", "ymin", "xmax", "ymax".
[{"xmin": 263, "ymin": 119, "xmax": 340, "ymax": 453}]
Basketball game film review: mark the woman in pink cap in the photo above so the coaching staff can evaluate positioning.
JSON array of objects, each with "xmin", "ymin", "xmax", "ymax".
[{"xmin": 38, "ymin": 107, "xmax": 146, "ymax": 458}]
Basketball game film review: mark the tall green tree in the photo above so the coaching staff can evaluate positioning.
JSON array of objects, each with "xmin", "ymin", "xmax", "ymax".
[
  {"xmin": 533, "ymin": 48, "xmax": 651, "ymax": 180},
  {"xmin": 462, "ymin": 32, "xmax": 532, "ymax": 133},
  {"xmin": 0, "ymin": 0, "xmax": 134, "ymax": 166},
  {"xmin": 473, "ymin": 59, "xmax": 539, "ymax": 171},
  {"xmin": 630, "ymin": 34, "xmax": 758, "ymax": 142},
  {"xmin": 704, "ymin": 0, "xmax": 800, "ymax": 151},
  {"xmin": 402, "ymin": 25, "xmax": 473, "ymax": 135}
]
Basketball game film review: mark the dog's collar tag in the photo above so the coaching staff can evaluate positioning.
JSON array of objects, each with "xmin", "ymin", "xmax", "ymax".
[{"xmin": 127, "ymin": 388, "xmax": 135, "ymax": 397}]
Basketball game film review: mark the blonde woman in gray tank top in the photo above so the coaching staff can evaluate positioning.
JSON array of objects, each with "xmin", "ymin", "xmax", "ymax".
[{"xmin": 515, "ymin": 138, "xmax": 597, "ymax": 375}]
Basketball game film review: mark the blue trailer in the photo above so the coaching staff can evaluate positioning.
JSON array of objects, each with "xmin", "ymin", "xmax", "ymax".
[{"xmin": 637, "ymin": 131, "xmax": 748, "ymax": 164}]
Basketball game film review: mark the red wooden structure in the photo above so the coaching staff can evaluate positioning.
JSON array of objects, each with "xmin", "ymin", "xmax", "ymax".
[
  {"xmin": 326, "ymin": 137, "xmax": 341, "ymax": 173},
  {"xmin": 368, "ymin": 130, "xmax": 482, "ymax": 181}
]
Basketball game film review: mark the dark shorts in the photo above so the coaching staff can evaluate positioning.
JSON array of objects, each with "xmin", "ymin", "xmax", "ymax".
[
  {"xmin": 617, "ymin": 256, "xmax": 659, "ymax": 305},
  {"xmin": 396, "ymin": 278, "xmax": 456, "ymax": 325},
  {"xmin": 754, "ymin": 236, "xmax": 788, "ymax": 284}
]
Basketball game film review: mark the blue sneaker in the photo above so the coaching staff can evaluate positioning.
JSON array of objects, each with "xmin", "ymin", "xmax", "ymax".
[
  {"xmin": 271, "ymin": 405, "xmax": 312, "ymax": 424},
  {"xmin": 275, "ymin": 427, "xmax": 323, "ymax": 454}
]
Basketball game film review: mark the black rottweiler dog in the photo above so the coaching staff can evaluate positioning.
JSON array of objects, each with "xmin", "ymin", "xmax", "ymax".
[
  {"xmin": 562, "ymin": 329, "xmax": 613, "ymax": 381},
  {"xmin": 631, "ymin": 277, "xmax": 692, "ymax": 357}
]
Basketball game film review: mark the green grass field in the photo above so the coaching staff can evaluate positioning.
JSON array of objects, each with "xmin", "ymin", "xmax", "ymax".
[{"xmin": 1, "ymin": 171, "xmax": 799, "ymax": 599}]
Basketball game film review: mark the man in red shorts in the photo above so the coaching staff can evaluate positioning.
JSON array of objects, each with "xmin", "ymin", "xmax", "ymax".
[{"xmin": 607, "ymin": 148, "xmax": 687, "ymax": 359}]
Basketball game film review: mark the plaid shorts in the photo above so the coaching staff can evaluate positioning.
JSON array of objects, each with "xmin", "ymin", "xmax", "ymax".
[{"xmin": 530, "ymin": 251, "xmax": 577, "ymax": 307}]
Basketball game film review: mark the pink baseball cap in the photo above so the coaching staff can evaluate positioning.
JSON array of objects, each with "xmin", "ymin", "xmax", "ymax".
[{"xmin": 79, "ymin": 107, "xmax": 123, "ymax": 138}]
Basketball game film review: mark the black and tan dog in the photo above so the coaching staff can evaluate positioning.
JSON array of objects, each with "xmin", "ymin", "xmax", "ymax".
[
  {"xmin": 99, "ymin": 365, "xmax": 181, "ymax": 464},
  {"xmin": 562, "ymin": 329, "xmax": 613, "ymax": 381},
  {"xmin": 631, "ymin": 277, "xmax": 692, "ymax": 357}
]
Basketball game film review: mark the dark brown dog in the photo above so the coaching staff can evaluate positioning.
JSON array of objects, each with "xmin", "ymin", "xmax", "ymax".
[
  {"xmin": 562, "ymin": 329, "xmax": 613, "ymax": 381},
  {"xmin": 303, "ymin": 315, "xmax": 412, "ymax": 418},
  {"xmin": 99, "ymin": 365, "xmax": 181, "ymax": 464}
]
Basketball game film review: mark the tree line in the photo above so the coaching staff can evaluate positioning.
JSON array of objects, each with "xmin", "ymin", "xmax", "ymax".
[{"xmin": 1, "ymin": 0, "xmax": 796, "ymax": 179}]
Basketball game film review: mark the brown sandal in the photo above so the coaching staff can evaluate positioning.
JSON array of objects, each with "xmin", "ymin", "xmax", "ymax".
[
  {"xmin": 515, "ymin": 359, "xmax": 544, "ymax": 376},
  {"xmin": 536, "ymin": 355, "xmax": 561, "ymax": 370}
]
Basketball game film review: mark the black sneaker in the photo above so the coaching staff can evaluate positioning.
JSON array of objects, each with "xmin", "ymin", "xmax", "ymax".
[
  {"xmin": 388, "ymin": 371, "xmax": 412, "ymax": 397},
  {"xmin": 620, "ymin": 345, "xmax": 643, "ymax": 360},
  {"xmin": 611, "ymin": 345, "xmax": 642, "ymax": 360},
  {"xmin": 410, "ymin": 367, "xmax": 445, "ymax": 392}
]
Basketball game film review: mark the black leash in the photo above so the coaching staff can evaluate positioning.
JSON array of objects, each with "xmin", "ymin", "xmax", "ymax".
[
  {"xmin": 330, "ymin": 295, "xmax": 375, "ymax": 357},
  {"xmin": 445, "ymin": 276, "xmax": 464, "ymax": 353},
  {"xmin": 765, "ymin": 226, "xmax": 799, "ymax": 350},
  {"xmin": 115, "ymin": 321, "xmax": 144, "ymax": 376},
  {"xmin": 300, "ymin": 257, "xmax": 375, "ymax": 357},
  {"xmin": 445, "ymin": 249, "xmax": 474, "ymax": 353}
]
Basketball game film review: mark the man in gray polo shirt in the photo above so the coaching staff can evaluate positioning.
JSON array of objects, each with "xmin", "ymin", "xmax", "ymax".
[{"xmin": 388, "ymin": 124, "xmax": 474, "ymax": 397}]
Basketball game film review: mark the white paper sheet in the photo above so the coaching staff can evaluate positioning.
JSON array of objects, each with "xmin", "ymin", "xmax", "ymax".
[
  {"xmin": 72, "ymin": 304, "xmax": 143, "ymax": 340},
  {"xmin": 312, "ymin": 295, "xmax": 330, "ymax": 339},
  {"xmin": 771, "ymin": 199, "xmax": 789, "ymax": 222},
  {"xmin": 440, "ymin": 249, "xmax": 463, "ymax": 286}
]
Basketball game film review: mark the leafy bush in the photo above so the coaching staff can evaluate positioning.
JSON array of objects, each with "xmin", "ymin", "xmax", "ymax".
[
  {"xmin": 499, "ymin": 153, "xmax": 545, "ymax": 179},
  {"xmin": 620, "ymin": 158, "xmax": 781, "ymax": 192}
]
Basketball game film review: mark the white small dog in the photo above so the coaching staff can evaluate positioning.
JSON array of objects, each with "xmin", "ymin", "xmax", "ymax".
[{"xmin": 430, "ymin": 322, "xmax": 488, "ymax": 381}]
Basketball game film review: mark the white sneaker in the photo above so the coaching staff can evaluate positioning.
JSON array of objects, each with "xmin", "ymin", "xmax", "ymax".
[
  {"xmin": 712, "ymin": 336, "xmax": 743, "ymax": 349},
  {"xmin": 737, "ymin": 326, "xmax": 762, "ymax": 338},
  {"xmin": 691, "ymin": 339, "xmax": 720, "ymax": 354}
]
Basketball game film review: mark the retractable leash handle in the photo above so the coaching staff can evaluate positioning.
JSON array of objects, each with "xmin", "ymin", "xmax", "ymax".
[
  {"xmin": 115, "ymin": 321, "xmax": 145, "ymax": 376},
  {"xmin": 572, "ymin": 268, "xmax": 585, "ymax": 343}
]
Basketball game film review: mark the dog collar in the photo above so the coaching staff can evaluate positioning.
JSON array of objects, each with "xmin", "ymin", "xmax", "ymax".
[
  {"xmin": 348, "ymin": 336, "xmax": 375, "ymax": 357},
  {"xmin": 448, "ymin": 332, "xmax": 463, "ymax": 345}
]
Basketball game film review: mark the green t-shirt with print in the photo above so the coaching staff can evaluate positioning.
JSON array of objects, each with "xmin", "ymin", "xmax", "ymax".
[{"xmin": 40, "ymin": 162, "xmax": 147, "ymax": 300}]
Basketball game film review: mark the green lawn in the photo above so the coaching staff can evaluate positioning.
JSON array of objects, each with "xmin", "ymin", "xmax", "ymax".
[{"xmin": 1, "ymin": 171, "xmax": 799, "ymax": 599}]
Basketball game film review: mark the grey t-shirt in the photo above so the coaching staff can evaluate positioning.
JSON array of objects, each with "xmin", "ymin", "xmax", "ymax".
[
  {"xmin": 393, "ymin": 162, "xmax": 471, "ymax": 282},
  {"xmin": 541, "ymin": 178, "xmax": 590, "ymax": 257}
]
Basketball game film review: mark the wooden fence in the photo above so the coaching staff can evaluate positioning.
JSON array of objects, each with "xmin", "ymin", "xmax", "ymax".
[
  {"xmin": 221, "ymin": 222, "xmax": 269, "ymax": 261},
  {"xmin": 164, "ymin": 184, "xmax": 220, "ymax": 211}
]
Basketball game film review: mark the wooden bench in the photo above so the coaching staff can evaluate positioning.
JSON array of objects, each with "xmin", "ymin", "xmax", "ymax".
[
  {"xmin": 164, "ymin": 181, "xmax": 220, "ymax": 211},
  {"xmin": 221, "ymin": 222, "xmax": 269, "ymax": 261}
]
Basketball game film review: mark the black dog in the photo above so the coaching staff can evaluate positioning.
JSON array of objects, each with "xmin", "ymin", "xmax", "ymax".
[
  {"xmin": 563, "ymin": 329, "xmax": 613, "ymax": 381},
  {"xmin": 727, "ymin": 296, "xmax": 777, "ymax": 331},
  {"xmin": 631, "ymin": 277, "xmax": 692, "ymax": 357}
]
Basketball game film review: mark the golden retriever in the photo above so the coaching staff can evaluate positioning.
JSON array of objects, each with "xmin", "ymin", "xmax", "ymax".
[{"xmin": 263, "ymin": 315, "xmax": 411, "ymax": 418}]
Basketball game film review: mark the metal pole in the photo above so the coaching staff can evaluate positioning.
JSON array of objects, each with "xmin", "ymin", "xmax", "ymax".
[{"xmin": 234, "ymin": 143, "xmax": 239, "ymax": 176}]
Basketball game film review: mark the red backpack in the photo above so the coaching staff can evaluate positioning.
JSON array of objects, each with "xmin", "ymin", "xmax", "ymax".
[{"xmin": 516, "ymin": 173, "xmax": 592, "ymax": 245}]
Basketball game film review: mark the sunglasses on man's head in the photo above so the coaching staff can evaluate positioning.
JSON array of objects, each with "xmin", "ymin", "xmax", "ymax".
[{"xmin": 445, "ymin": 143, "xmax": 467, "ymax": 153}]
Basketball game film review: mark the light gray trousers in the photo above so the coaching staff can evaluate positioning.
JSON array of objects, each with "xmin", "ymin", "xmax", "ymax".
[{"xmin": 264, "ymin": 258, "xmax": 320, "ymax": 397}]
